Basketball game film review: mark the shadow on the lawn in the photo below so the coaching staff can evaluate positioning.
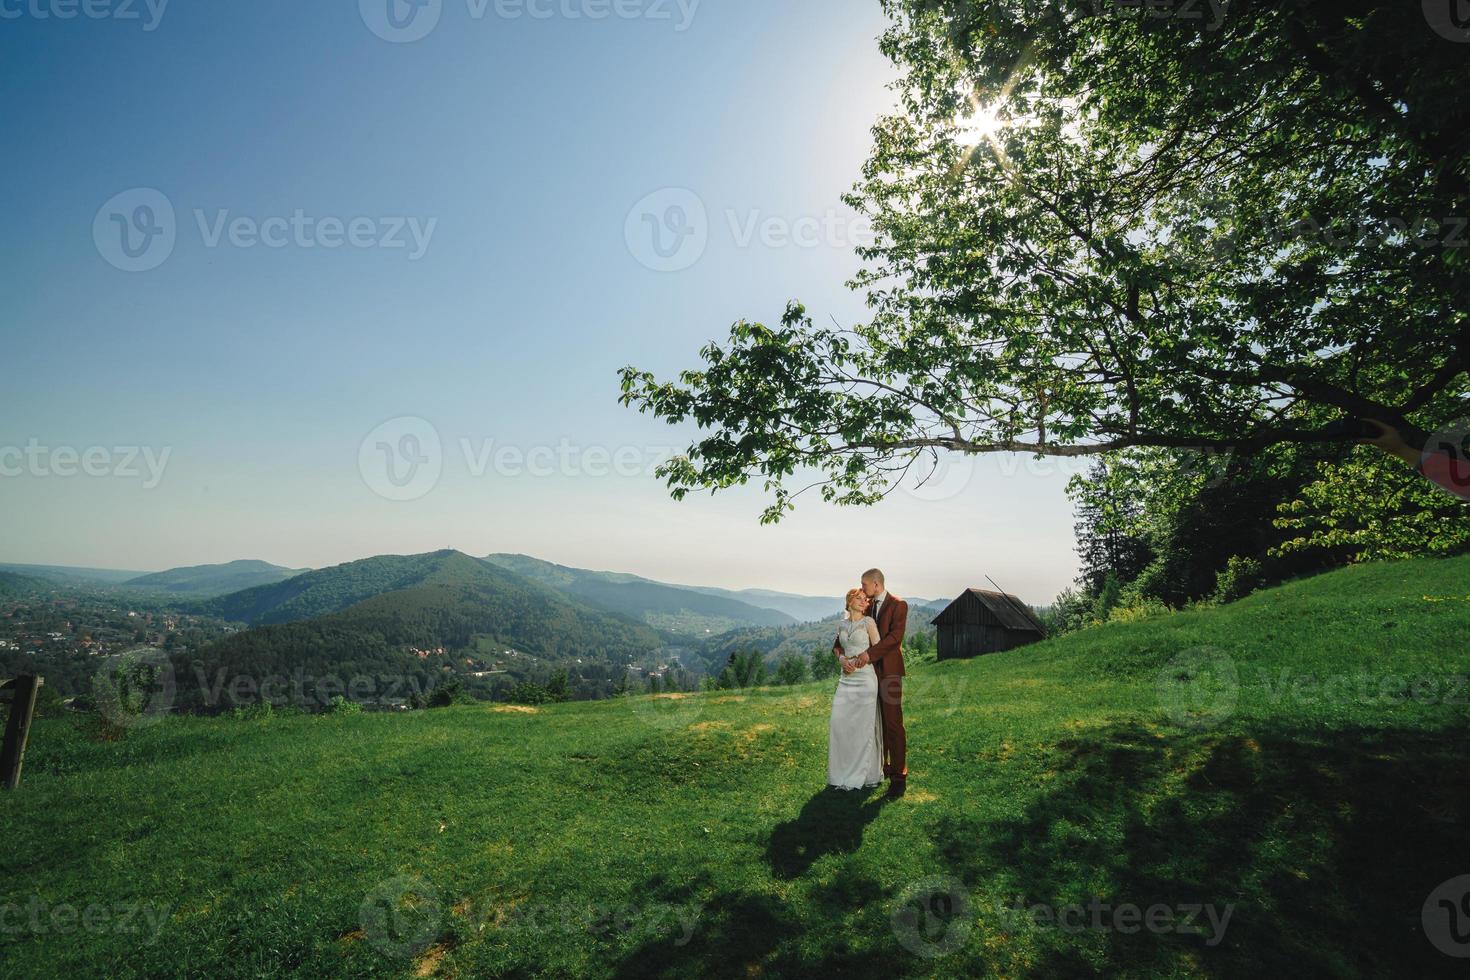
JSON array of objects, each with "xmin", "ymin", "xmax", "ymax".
[
  {"xmin": 607, "ymin": 868, "xmax": 890, "ymax": 980},
  {"xmin": 611, "ymin": 720, "xmax": 1470, "ymax": 979},
  {"xmin": 765, "ymin": 786, "xmax": 886, "ymax": 880},
  {"xmin": 933, "ymin": 719, "xmax": 1470, "ymax": 978}
]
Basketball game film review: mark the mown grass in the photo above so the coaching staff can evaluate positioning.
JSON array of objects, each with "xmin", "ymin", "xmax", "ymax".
[{"xmin": 3, "ymin": 555, "xmax": 1469, "ymax": 978}]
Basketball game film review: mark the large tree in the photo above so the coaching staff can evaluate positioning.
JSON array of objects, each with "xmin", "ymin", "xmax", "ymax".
[{"xmin": 620, "ymin": 1, "xmax": 1468, "ymax": 522}]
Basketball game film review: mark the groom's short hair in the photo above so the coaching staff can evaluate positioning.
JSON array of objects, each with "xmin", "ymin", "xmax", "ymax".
[{"xmin": 862, "ymin": 568, "xmax": 885, "ymax": 586}]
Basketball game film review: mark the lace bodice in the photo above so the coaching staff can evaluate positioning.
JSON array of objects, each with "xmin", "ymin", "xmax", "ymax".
[{"xmin": 836, "ymin": 616, "xmax": 875, "ymax": 657}]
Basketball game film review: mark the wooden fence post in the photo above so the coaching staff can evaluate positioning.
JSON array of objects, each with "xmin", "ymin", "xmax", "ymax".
[{"xmin": 1, "ymin": 674, "xmax": 43, "ymax": 790}]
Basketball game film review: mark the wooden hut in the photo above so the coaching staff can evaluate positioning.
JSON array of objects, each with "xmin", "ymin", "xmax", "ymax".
[{"xmin": 931, "ymin": 589, "xmax": 1046, "ymax": 660}]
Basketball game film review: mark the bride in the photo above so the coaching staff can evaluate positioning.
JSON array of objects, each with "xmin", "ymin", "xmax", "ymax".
[{"xmin": 828, "ymin": 587, "xmax": 885, "ymax": 790}]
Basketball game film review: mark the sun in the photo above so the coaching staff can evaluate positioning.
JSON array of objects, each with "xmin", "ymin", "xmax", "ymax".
[{"xmin": 953, "ymin": 103, "xmax": 1007, "ymax": 147}]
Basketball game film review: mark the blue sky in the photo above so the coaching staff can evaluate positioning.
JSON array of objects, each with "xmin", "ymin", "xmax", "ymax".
[{"xmin": 0, "ymin": 0, "xmax": 1082, "ymax": 602}]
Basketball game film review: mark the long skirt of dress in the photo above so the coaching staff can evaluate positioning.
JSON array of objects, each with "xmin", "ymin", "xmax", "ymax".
[{"xmin": 827, "ymin": 664, "xmax": 885, "ymax": 789}]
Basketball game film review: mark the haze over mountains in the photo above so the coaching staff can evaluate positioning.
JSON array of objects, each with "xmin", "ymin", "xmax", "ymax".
[
  {"xmin": 482, "ymin": 554, "xmax": 804, "ymax": 635},
  {"xmin": 0, "ymin": 559, "xmax": 303, "ymax": 596},
  {"xmin": 3, "ymin": 553, "xmax": 853, "ymax": 628},
  {"xmin": 0, "ymin": 562, "xmax": 150, "ymax": 586},
  {"xmin": 125, "ymin": 560, "xmax": 309, "ymax": 597}
]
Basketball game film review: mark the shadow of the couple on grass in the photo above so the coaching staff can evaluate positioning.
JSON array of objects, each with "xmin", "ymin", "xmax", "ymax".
[
  {"xmin": 765, "ymin": 786, "xmax": 887, "ymax": 880},
  {"xmin": 609, "ymin": 719, "xmax": 1470, "ymax": 979}
]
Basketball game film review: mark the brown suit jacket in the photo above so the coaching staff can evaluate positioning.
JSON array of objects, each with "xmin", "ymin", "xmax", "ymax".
[{"xmin": 833, "ymin": 593, "xmax": 907, "ymax": 677}]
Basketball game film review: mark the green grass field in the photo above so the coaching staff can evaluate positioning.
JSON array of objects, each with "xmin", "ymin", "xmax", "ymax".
[{"xmin": 3, "ymin": 555, "xmax": 1469, "ymax": 978}]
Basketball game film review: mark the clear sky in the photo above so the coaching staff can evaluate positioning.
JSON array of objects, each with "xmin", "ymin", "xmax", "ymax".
[{"xmin": 0, "ymin": 0, "xmax": 1083, "ymax": 604}]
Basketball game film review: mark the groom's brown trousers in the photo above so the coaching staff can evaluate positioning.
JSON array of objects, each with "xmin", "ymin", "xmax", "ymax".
[
  {"xmin": 878, "ymin": 675, "xmax": 907, "ymax": 780},
  {"xmin": 868, "ymin": 595, "xmax": 909, "ymax": 780}
]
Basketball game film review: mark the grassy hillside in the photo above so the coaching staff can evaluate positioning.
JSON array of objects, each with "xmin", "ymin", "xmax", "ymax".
[
  {"xmin": 124, "ymin": 560, "xmax": 308, "ymax": 597},
  {"xmin": 483, "ymin": 554, "xmax": 798, "ymax": 634},
  {"xmin": 3, "ymin": 555, "xmax": 1468, "ymax": 977}
]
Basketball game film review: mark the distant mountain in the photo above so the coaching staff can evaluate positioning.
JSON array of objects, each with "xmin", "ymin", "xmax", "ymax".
[
  {"xmin": 0, "ymin": 562, "xmax": 148, "ymax": 585},
  {"xmin": 0, "ymin": 571, "xmax": 54, "ymax": 596},
  {"xmin": 124, "ymin": 560, "xmax": 309, "ymax": 597},
  {"xmin": 194, "ymin": 552, "xmax": 480, "ymax": 626},
  {"xmin": 687, "ymin": 587, "xmax": 946, "ymax": 623},
  {"xmin": 483, "ymin": 554, "xmax": 797, "ymax": 635},
  {"xmin": 699, "ymin": 597, "xmax": 950, "ymax": 669},
  {"xmin": 681, "ymin": 586, "xmax": 856, "ymax": 623},
  {"xmin": 178, "ymin": 551, "xmax": 665, "ymax": 710}
]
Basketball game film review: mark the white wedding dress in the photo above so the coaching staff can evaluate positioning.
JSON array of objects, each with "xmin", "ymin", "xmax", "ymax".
[{"xmin": 828, "ymin": 615, "xmax": 885, "ymax": 790}]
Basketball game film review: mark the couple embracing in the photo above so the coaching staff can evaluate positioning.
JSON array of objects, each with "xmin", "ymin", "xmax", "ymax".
[{"xmin": 827, "ymin": 568, "xmax": 907, "ymax": 799}]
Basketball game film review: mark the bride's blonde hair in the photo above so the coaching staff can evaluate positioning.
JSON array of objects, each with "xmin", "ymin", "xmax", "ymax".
[{"xmin": 845, "ymin": 587, "xmax": 867, "ymax": 613}]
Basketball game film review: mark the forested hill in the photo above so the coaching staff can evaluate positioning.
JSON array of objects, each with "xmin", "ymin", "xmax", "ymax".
[
  {"xmin": 0, "ymin": 571, "xmax": 55, "ymax": 596},
  {"xmin": 192, "ymin": 551, "xmax": 492, "ymax": 626},
  {"xmin": 173, "ymin": 551, "xmax": 665, "ymax": 711}
]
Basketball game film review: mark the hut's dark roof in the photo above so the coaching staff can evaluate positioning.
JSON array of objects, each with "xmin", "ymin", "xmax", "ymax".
[{"xmin": 932, "ymin": 589, "xmax": 1045, "ymax": 633}]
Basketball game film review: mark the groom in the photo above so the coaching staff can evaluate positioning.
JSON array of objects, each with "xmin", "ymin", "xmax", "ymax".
[{"xmin": 834, "ymin": 568, "xmax": 908, "ymax": 799}]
